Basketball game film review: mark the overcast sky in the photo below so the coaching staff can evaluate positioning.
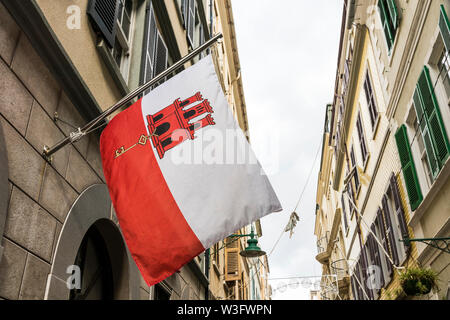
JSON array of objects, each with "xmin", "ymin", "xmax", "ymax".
[{"xmin": 231, "ymin": 0, "xmax": 344, "ymax": 299}]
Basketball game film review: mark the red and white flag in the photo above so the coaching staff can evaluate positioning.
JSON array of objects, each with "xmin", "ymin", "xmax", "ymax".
[{"xmin": 100, "ymin": 55, "xmax": 282, "ymax": 286}]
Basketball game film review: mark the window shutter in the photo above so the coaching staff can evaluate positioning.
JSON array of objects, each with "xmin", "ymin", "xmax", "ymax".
[
  {"xmin": 417, "ymin": 67, "xmax": 450, "ymax": 171},
  {"xmin": 141, "ymin": 2, "xmax": 158, "ymax": 92},
  {"xmin": 181, "ymin": 0, "xmax": 189, "ymax": 28},
  {"xmin": 386, "ymin": 0, "xmax": 399, "ymax": 29},
  {"xmin": 87, "ymin": 0, "xmax": 120, "ymax": 48},
  {"xmin": 378, "ymin": 0, "xmax": 394, "ymax": 50},
  {"xmin": 376, "ymin": 208, "xmax": 393, "ymax": 276},
  {"xmin": 413, "ymin": 88, "xmax": 440, "ymax": 178},
  {"xmin": 368, "ymin": 228, "xmax": 385, "ymax": 288},
  {"xmin": 439, "ymin": 5, "xmax": 450, "ymax": 53},
  {"xmin": 381, "ymin": 195, "xmax": 399, "ymax": 266},
  {"xmin": 225, "ymin": 237, "xmax": 240, "ymax": 281},
  {"xmin": 154, "ymin": 31, "xmax": 168, "ymax": 78},
  {"xmin": 187, "ymin": 0, "xmax": 195, "ymax": 47},
  {"xmin": 390, "ymin": 174, "xmax": 410, "ymax": 250},
  {"xmin": 394, "ymin": 125, "xmax": 423, "ymax": 210},
  {"xmin": 360, "ymin": 244, "xmax": 373, "ymax": 300}
]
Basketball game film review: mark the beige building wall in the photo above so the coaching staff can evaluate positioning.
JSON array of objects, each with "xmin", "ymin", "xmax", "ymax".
[{"xmin": 314, "ymin": 0, "xmax": 450, "ymax": 300}]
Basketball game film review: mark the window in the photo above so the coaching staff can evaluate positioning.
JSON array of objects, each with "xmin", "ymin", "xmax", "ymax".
[
  {"xmin": 412, "ymin": 66, "xmax": 450, "ymax": 181},
  {"xmin": 377, "ymin": 0, "xmax": 399, "ymax": 53},
  {"xmin": 356, "ymin": 112, "xmax": 369, "ymax": 165},
  {"xmin": 141, "ymin": 2, "xmax": 168, "ymax": 94},
  {"xmin": 111, "ymin": 0, "xmax": 135, "ymax": 82},
  {"xmin": 341, "ymin": 193, "xmax": 349, "ymax": 232},
  {"xmin": 350, "ymin": 146, "xmax": 360, "ymax": 192},
  {"xmin": 154, "ymin": 284, "xmax": 171, "ymax": 300},
  {"xmin": 363, "ymin": 73, "xmax": 379, "ymax": 130},
  {"xmin": 407, "ymin": 107, "xmax": 433, "ymax": 187},
  {"xmin": 437, "ymin": 49, "xmax": 450, "ymax": 99},
  {"xmin": 381, "ymin": 176, "xmax": 409, "ymax": 266}
]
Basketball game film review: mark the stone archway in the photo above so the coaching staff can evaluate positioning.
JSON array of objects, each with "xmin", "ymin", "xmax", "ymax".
[
  {"xmin": 0, "ymin": 121, "xmax": 9, "ymax": 263},
  {"xmin": 44, "ymin": 184, "xmax": 140, "ymax": 299}
]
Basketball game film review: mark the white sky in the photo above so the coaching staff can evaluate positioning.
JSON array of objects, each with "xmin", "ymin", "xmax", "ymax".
[{"xmin": 231, "ymin": 0, "xmax": 344, "ymax": 299}]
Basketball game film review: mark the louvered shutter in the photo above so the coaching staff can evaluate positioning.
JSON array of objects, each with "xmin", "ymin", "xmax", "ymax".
[
  {"xmin": 439, "ymin": 5, "xmax": 450, "ymax": 53},
  {"xmin": 87, "ymin": 0, "xmax": 120, "ymax": 48},
  {"xmin": 382, "ymin": 195, "xmax": 399, "ymax": 266},
  {"xmin": 417, "ymin": 67, "xmax": 450, "ymax": 171},
  {"xmin": 394, "ymin": 125, "xmax": 423, "ymax": 210},
  {"xmin": 355, "ymin": 262, "xmax": 366, "ymax": 300},
  {"xmin": 141, "ymin": 2, "xmax": 158, "ymax": 94},
  {"xmin": 376, "ymin": 208, "xmax": 393, "ymax": 276},
  {"xmin": 378, "ymin": 0, "xmax": 394, "ymax": 50},
  {"xmin": 154, "ymin": 31, "xmax": 168, "ymax": 78},
  {"xmin": 365, "ymin": 234, "xmax": 379, "ymax": 297},
  {"xmin": 386, "ymin": 0, "xmax": 399, "ymax": 29},
  {"xmin": 360, "ymin": 245, "xmax": 374, "ymax": 300},
  {"xmin": 413, "ymin": 88, "xmax": 440, "ymax": 177},
  {"xmin": 187, "ymin": 0, "xmax": 195, "ymax": 47},
  {"xmin": 225, "ymin": 237, "xmax": 240, "ymax": 281},
  {"xmin": 181, "ymin": 0, "xmax": 189, "ymax": 28},
  {"xmin": 368, "ymin": 228, "xmax": 385, "ymax": 288},
  {"xmin": 390, "ymin": 174, "xmax": 410, "ymax": 250}
]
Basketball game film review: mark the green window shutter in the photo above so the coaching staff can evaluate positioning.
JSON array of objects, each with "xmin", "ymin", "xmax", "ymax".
[
  {"xmin": 378, "ymin": 0, "xmax": 395, "ymax": 50},
  {"xmin": 417, "ymin": 67, "xmax": 450, "ymax": 171},
  {"xmin": 413, "ymin": 88, "xmax": 440, "ymax": 178},
  {"xmin": 439, "ymin": 5, "xmax": 450, "ymax": 53},
  {"xmin": 387, "ymin": 0, "xmax": 399, "ymax": 29},
  {"xmin": 395, "ymin": 125, "xmax": 423, "ymax": 211}
]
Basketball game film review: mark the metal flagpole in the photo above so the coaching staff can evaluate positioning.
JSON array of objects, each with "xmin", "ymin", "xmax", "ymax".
[{"xmin": 43, "ymin": 33, "xmax": 223, "ymax": 158}]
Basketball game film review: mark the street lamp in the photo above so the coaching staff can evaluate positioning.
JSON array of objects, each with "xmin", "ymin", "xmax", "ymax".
[{"xmin": 230, "ymin": 227, "xmax": 266, "ymax": 262}]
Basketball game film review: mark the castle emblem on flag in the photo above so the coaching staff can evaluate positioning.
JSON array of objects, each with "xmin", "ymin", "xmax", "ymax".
[{"xmin": 146, "ymin": 92, "xmax": 216, "ymax": 159}]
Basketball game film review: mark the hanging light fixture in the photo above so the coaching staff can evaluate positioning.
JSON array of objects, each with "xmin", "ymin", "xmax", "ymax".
[{"xmin": 232, "ymin": 227, "xmax": 266, "ymax": 260}]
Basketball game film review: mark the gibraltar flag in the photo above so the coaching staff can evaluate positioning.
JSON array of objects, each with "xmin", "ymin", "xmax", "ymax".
[{"xmin": 100, "ymin": 55, "xmax": 282, "ymax": 286}]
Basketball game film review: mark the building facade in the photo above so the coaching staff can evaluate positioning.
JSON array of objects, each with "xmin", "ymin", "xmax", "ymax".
[
  {"xmin": 315, "ymin": 0, "xmax": 450, "ymax": 300},
  {"xmin": 0, "ymin": 0, "xmax": 262, "ymax": 300}
]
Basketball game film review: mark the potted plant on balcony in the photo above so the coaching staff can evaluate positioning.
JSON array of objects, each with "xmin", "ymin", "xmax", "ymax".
[{"xmin": 399, "ymin": 267, "xmax": 438, "ymax": 296}]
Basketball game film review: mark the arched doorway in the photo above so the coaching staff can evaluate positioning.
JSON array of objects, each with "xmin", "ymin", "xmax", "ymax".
[
  {"xmin": 45, "ymin": 184, "xmax": 140, "ymax": 300},
  {"xmin": 69, "ymin": 223, "xmax": 114, "ymax": 300}
]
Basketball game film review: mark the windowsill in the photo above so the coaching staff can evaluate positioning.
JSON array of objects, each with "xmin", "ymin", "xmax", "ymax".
[
  {"xmin": 96, "ymin": 39, "xmax": 130, "ymax": 96},
  {"xmin": 371, "ymin": 114, "xmax": 381, "ymax": 140}
]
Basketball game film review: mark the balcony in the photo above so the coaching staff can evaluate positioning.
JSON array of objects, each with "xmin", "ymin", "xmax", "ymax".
[
  {"xmin": 331, "ymin": 258, "xmax": 350, "ymax": 294},
  {"xmin": 315, "ymin": 231, "xmax": 330, "ymax": 263},
  {"xmin": 315, "ymin": 208, "xmax": 342, "ymax": 264}
]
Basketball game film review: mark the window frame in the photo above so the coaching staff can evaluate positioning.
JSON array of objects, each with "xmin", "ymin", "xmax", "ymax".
[
  {"xmin": 363, "ymin": 71, "xmax": 380, "ymax": 134},
  {"xmin": 110, "ymin": 0, "xmax": 136, "ymax": 84}
]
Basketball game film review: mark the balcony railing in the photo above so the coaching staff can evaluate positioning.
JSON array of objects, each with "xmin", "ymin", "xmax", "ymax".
[
  {"xmin": 316, "ymin": 231, "xmax": 330, "ymax": 254},
  {"xmin": 331, "ymin": 258, "xmax": 349, "ymax": 279}
]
